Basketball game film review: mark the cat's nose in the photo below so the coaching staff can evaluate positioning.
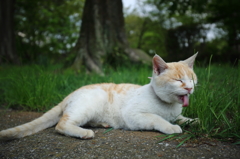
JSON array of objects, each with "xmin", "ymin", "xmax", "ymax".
[{"xmin": 185, "ymin": 88, "xmax": 192, "ymax": 93}]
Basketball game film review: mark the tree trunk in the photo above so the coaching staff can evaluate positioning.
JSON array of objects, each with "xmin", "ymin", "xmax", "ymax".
[
  {"xmin": 228, "ymin": 21, "xmax": 239, "ymax": 66},
  {"xmin": 72, "ymin": 0, "xmax": 151, "ymax": 74},
  {"xmin": 0, "ymin": 0, "xmax": 19, "ymax": 64}
]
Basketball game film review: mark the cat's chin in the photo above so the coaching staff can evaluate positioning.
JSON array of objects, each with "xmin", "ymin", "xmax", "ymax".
[{"xmin": 177, "ymin": 95, "xmax": 189, "ymax": 107}]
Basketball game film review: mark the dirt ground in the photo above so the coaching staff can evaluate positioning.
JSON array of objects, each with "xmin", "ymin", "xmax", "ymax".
[{"xmin": 0, "ymin": 109, "xmax": 240, "ymax": 159}]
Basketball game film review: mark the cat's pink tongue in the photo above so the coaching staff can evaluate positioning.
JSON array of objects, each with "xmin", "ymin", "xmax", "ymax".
[{"xmin": 182, "ymin": 95, "xmax": 189, "ymax": 107}]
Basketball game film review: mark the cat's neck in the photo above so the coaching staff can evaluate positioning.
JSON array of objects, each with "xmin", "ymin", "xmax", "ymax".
[{"xmin": 146, "ymin": 83, "xmax": 179, "ymax": 107}]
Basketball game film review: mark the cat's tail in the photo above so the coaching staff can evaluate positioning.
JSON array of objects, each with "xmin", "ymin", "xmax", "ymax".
[{"xmin": 0, "ymin": 104, "xmax": 63, "ymax": 140}]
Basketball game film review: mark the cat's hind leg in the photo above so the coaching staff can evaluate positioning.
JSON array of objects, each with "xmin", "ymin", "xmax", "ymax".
[
  {"xmin": 55, "ymin": 88, "xmax": 108, "ymax": 139},
  {"xmin": 55, "ymin": 113, "xmax": 94, "ymax": 139}
]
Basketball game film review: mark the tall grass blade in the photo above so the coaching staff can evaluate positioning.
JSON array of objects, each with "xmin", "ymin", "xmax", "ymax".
[
  {"xmin": 176, "ymin": 136, "xmax": 192, "ymax": 148},
  {"xmin": 103, "ymin": 128, "xmax": 114, "ymax": 134}
]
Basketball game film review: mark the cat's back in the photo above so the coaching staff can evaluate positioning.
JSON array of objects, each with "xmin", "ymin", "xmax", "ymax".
[
  {"xmin": 64, "ymin": 83, "xmax": 141, "ymax": 105},
  {"xmin": 82, "ymin": 83, "xmax": 141, "ymax": 100},
  {"xmin": 82, "ymin": 83, "xmax": 141, "ymax": 93}
]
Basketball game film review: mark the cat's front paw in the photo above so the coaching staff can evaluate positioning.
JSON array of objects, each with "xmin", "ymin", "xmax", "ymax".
[
  {"xmin": 162, "ymin": 124, "xmax": 182, "ymax": 134},
  {"xmin": 81, "ymin": 130, "xmax": 95, "ymax": 139}
]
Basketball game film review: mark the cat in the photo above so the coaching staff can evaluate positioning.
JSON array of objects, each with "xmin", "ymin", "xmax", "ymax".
[{"xmin": 0, "ymin": 53, "xmax": 198, "ymax": 140}]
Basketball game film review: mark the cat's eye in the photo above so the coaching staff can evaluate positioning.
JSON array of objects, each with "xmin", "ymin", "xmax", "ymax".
[{"xmin": 174, "ymin": 79, "xmax": 183, "ymax": 83}]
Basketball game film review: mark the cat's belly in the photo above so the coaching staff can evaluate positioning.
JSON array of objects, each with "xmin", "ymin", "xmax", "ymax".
[
  {"xmin": 87, "ymin": 112, "xmax": 126, "ymax": 129},
  {"xmin": 85, "ymin": 122, "xmax": 111, "ymax": 128}
]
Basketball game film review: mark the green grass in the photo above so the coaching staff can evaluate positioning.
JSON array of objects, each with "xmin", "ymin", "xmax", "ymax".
[
  {"xmin": 180, "ymin": 64, "xmax": 240, "ymax": 144},
  {"xmin": 0, "ymin": 63, "xmax": 239, "ymax": 144}
]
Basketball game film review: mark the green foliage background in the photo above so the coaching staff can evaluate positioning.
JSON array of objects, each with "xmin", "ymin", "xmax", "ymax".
[
  {"xmin": 11, "ymin": 0, "xmax": 240, "ymax": 65},
  {"xmin": 14, "ymin": 0, "xmax": 84, "ymax": 64}
]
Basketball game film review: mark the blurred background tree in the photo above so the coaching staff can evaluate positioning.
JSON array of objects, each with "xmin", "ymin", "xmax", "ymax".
[
  {"xmin": 71, "ymin": 0, "xmax": 151, "ymax": 74},
  {"xmin": 0, "ymin": 0, "xmax": 19, "ymax": 64},
  {"xmin": 126, "ymin": 0, "xmax": 240, "ymax": 65},
  {"xmin": 0, "ymin": 0, "xmax": 239, "ymax": 69}
]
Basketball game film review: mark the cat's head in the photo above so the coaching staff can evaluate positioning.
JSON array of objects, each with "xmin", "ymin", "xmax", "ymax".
[{"xmin": 150, "ymin": 53, "xmax": 198, "ymax": 107}]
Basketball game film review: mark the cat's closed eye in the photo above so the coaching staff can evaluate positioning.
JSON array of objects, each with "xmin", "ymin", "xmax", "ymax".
[{"xmin": 174, "ymin": 79, "xmax": 183, "ymax": 83}]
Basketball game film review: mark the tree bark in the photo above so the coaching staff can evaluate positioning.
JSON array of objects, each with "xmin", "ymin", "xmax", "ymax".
[
  {"xmin": 0, "ymin": 0, "xmax": 19, "ymax": 64},
  {"xmin": 72, "ymin": 0, "xmax": 151, "ymax": 74}
]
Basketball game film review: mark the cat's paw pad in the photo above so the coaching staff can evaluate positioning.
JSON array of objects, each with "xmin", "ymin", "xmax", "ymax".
[
  {"xmin": 81, "ymin": 130, "xmax": 95, "ymax": 139},
  {"xmin": 162, "ymin": 125, "xmax": 182, "ymax": 134}
]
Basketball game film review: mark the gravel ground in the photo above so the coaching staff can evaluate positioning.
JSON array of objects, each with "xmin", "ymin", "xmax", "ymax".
[{"xmin": 0, "ymin": 109, "xmax": 240, "ymax": 159}]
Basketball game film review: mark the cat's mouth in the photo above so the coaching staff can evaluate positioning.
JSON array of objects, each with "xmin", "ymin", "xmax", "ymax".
[{"xmin": 178, "ymin": 95, "xmax": 189, "ymax": 107}]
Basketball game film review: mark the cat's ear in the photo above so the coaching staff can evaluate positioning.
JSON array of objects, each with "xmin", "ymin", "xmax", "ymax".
[
  {"xmin": 183, "ymin": 52, "xmax": 198, "ymax": 69},
  {"xmin": 153, "ymin": 55, "xmax": 168, "ymax": 75}
]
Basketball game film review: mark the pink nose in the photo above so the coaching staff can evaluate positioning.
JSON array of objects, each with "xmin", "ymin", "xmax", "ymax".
[{"xmin": 185, "ymin": 88, "xmax": 192, "ymax": 93}]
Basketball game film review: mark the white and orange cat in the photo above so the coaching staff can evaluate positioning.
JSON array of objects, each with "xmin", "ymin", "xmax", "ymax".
[{"xmin": 0, "ymin": 54, "xmax": 198, "ymax": 140}]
